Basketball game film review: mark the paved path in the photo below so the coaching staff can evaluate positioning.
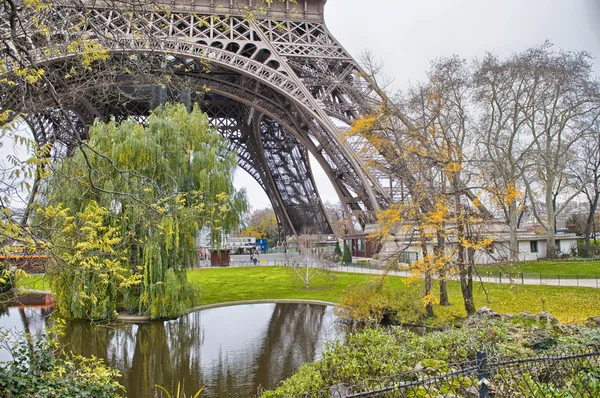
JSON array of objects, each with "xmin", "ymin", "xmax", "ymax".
[
  {"xmin": 197, "ymin": 254, "xmax": 600, "ymax": 289},
  {"xmin": 326, "ymin": 264, "xmax": 600, "ymax": 289}
]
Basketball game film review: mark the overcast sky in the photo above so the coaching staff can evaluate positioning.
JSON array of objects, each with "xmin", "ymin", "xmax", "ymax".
[{"xmin": 236, "ymin": 0, "xmax": 600, "ymax": 211}]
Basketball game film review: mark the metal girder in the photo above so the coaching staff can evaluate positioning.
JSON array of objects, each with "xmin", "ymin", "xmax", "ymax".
[{"xmin": 1, "ymin": 0, "xmax": 404, "ymax": 235}]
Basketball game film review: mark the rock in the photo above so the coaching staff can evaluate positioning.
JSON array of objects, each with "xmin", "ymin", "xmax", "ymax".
[
  {"xmin": 536, "ymin": 312, "xmax": 559, "ymax": 325},
  {"xmin": 464, "ymin": 306, "xmax": 501, "ymax": 326},
  {"xmin": 330, "ymin": 383, "xmax": 352, "ymax": 398},
  {"xmin": 464, "ymin": 386, "xmax": 479, "ymax": 398},
  {"xmin": 414, "ymin": 361, "xmax": 424, "ymax": 372},
  {"xmin": 474, "ymin": 306, "xmax": 501, "ymax": 319},
  {"xmin": 586, "ymin": 316, "xmax": 600, "ymax": 327},
  {"xmin": 500, "ymin": 313, "xmax": 515, "ymax": 322},
  {"xmin": 519, "ymin": 311, "xmax": 536, "ymax": 321}
]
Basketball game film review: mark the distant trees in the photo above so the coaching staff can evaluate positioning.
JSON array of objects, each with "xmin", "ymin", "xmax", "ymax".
[
  {"xmin": 323, "ymin": 201, "xmax": 356, "ymax": 237},
  {"xmin": 240, "ymin": 207, "xmax": 279, "ymax": 246},
  {"xmin": 353, "ymin": 43, "xmax": 600, "ymax": 316}
]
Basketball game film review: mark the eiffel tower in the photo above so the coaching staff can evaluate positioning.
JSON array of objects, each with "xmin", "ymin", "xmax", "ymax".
[{"xmin": 1, "ymin": 0, "xmax": 396, "ymax": 236}]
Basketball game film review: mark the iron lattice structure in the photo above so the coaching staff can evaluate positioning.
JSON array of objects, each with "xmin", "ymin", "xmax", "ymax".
[{"xmin": 0, "ymin": 0, "xmax": 396, "ymax": 236}]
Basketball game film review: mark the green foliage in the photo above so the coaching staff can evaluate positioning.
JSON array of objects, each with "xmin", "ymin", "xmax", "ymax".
[
  {"xmin": 333, "ymin": 242, "xmax": 342, "ymax": 258},
  {"xmin": 155, "ymin": 382, "xmax": 205, "ymax": 398},
  {"xmin": 37, "ymin": 104, "xmax": 246, "ymax": 319},
  {"xmin": 43, "ymin": 201, "xmax": 133, "ymax": 320},
  {"xmin": 577, "ymin": 241, "xmax": 592, "ymax": 258},
  {"xmin": 336, "ymin": 278, "xmax": 425, "ymax": 325},
  {"xmin": 0, "ymin": 323, "xmax": 122, "ymax": 397},
  {"xmin": 241, "ymin": 207, "xmax": 279, "ymax": 246},
  {"xmin": 262, "ymin": 320, "xmax": 600, "ymax": 397},
  {"xmin": 342, "ymin": 242, "xmax": 352, "ymax": 264},
  {"xmin": 0, "ymin": 262, "xmax": 15, "ymax": 293}
]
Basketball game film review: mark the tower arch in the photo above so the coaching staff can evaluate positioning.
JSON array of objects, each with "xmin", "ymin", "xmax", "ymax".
[{"xmin": 1, "ymin": 0, "xmax": 394, "ymax": 235}]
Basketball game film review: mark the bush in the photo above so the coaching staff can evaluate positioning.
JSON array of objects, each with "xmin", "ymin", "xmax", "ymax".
[
  {"xmin": 342, "ymin": 242, "xmax": 352, "ymax": 264},
  {"xmin": 577, "ymin": 241, "xmax": 591, "ymax": 258},
  {"xmin": 0, "ymin": 323, "xmax": 123, "ymax": 397},
  {"xmin": 262, "ymin": 318, "xmax": 600, "ymax": 397},
  {"xmin": 336, "ymin": 278, "xmax": 425, "ymax": 325},
  {"xmin": 333, "ymin": 242, "xmax": 342, "ymax": 258},
  {"xmin": 0, "ymin": 263, "xmax": 15, "ymax": 293}
]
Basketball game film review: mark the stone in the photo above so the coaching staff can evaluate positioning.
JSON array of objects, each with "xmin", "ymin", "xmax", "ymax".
[
  {"xmin": 464, "ymin": 306, "xmax": 501, "ymax": 326},
  {"xmin": 536, "ymin": 312, "xmax": 559, "ymax": 325},
  {"xmin": 586, "ymin": 316, "xmax": 600, "ymax": 327},
  {"xmin": 474, "ymin": 306, "xmax": 501, "ymax": 319},
  {"xmin": 330, "ymin": 383, "xmax": 353, "ymax": 398},
  {"xmin": 464, "ymin": 386, "xmax": 479, "ymax": 398},
  {"xmin": 518, "ymin": 311, "xmax": 536, "ymax": 321}
]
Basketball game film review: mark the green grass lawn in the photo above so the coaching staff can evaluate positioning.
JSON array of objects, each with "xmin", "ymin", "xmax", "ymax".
[
  {"xmin": 17, "ymin": 267, "xmax": 600, "ymax": 324},
  {"xmin": 16, "ymin": 273, "xmax": 49, "ymax": 291},
  {"xmin": 477, "ymin": 260, "xmax": 600, "ymax": 277},
  {"xmin": 187, "ymin": 267, "xmax": 600, "ymax": 324}
]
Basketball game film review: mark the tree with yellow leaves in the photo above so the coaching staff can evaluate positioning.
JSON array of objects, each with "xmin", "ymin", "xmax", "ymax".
[{"xmin": 353, "ymin": 55, "xmax": 493, "ymax": 316}]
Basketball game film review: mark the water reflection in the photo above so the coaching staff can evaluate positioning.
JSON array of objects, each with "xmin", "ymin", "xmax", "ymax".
[{"xmin": 0, "ymin": 302, "xmax": 344, "ymax": 397}]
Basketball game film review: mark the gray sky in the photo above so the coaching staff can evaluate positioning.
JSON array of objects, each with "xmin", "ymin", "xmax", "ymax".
[{"xmin": 236, "ymin": 0, "xmax": 600, "ymax": 210}]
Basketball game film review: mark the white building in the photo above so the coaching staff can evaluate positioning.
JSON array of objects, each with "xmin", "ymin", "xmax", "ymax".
[
  {"xmin": 195, "ymin": 227, "xmax": 258, "ymax": 253},
  {"xmin": 375, "ymin": 219, "xmax": 579, "ymax": 265}
]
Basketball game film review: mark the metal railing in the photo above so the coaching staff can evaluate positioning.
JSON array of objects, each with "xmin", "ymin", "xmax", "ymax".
[
  {"xmin": 482, "ymin": 271, "xmax": 600, "ymax": 288},
  {"xmin": 298, "ymin": 347, "xmax": 600, "ymax": 397},
  {"xmin": 192, "ymin": 259, "xmax": 600, "ymax": 288}
]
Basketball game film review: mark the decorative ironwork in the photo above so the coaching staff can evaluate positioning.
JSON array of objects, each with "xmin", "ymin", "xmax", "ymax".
[
  {"xmin": 300, "ymin": 348, "xmax": 600, "ymax": 397},
  {"xmin": 1, "ymin": 0, "xmax": 397, "ymax": 236}
]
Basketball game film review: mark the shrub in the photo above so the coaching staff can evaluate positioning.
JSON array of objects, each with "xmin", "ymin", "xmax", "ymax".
[
  {"xmin": 0, "ymin": 323, "xmax": 123, "ymax": 397},
  {"xmin": 262, "ymin": 319, "xmax": 600, "ymax": 397},
  {"xmin": 0, "ymin": 263, "xmax": 15, "ymax": 293},
  {"xmin": 342, "ymin": 242, "xmax": 352, "ymax": 264},
  {"xmin": 336, "ymin": 278, "xmax": 425, "ymax": 325},
  {"xmin": 577, "ymin": 241, "xmax": 591, "ymax": 258},
  {"xmin": 333, "ymin": 242, "xmax": 342, "ymax": 258}
]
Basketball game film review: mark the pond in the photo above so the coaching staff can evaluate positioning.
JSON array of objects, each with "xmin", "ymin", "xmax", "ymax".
[{"xmin": 0, "ymin": 297, "xmax": 345, "ymax": 397}]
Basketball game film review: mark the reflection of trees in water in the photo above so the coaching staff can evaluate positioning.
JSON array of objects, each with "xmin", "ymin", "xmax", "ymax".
[
  {"xmin": 9, "ymin": 303, "xmax": 337, "ymax": 398},
  {"xmin": 197, "ymin": 304, "xmax": 328, "ymax": 397},
  {"xmin": 252, "ymin": 304, "xmax": 327, "ymax": 391},
  {"xmin": 5, "ymin": 304, "xmax": 54, "ymax": 335},
  {"xmin": 209, "ymin": 348, "xmax": 241, "ymax": 398},
  {"xmin": 62, "ymin": 312, "xmax": 206, "ymax": 398}
]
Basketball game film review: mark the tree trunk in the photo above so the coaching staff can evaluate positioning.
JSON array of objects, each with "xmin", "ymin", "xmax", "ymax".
[
  {"xmin": 419, "ymin": 229, "xmax": 434, "ymax": 317},
  {"xmin": 455, "ymin": 190, "xmax": 476, "ymax": 316},
  {"xmin": 545, "ymin": 179, "xmax": 557, "ymax": 259},
  {"xmin": 508, "ymin": 202, "xmax": 519, "ymax": 263},
  {"xmin": 585, "ymin": 191, "xmax": 599, "ymax": 252},
  {"xmin": 436, "ymin": 229, "xmax": 450, "ymax": 306}
]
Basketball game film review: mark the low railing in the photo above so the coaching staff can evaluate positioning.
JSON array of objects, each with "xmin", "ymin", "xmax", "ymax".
[
  {"xmin": 192, "ymin": 259, "xmax": 600, "ymax": 288},
  {"xmin": 297, "ymin": 347, "xmax": 600, "ymax": 397}
]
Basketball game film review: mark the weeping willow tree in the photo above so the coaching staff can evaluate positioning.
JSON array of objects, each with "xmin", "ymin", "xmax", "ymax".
[{"xmin": 36, "ymin": 104, "xmax": 246, "ymax": 320}]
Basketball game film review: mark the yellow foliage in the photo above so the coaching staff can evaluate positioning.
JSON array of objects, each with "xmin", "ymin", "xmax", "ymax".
[
  {"xmin": 444, "ymin": 161, "xmax": 462, "ymax": 174},
  {"xmin": 65, "ymin": 40, "xmax": 110, "ymax": 70},
  {"xmin": 13, "ymin": 67, "xmax": 45, "ymax": 84},
  {"xmin": 350, "ymin": 116, "xmax": 378, "ymax": 135},
  {"xmin": 505, "ymin": 183, "xmax": 521, "ymax": 206}
]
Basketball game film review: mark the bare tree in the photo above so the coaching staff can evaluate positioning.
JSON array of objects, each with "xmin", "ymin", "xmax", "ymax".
[
  {"xmin": 473, "ymin": 53, "xmax": 537, "ymax": 262},
  {"xmin": 570, "ymin": 122, "xmax": 600, "ymax": 250},
  {"xmin": 516, "ymin": 44, "xmax": 600, "ymax": 258},
  {"xmin": 289, "ymin": 229, "xmax": 336, "ymax": 288}
]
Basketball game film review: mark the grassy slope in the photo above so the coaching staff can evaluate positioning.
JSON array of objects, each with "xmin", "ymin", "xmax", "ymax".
[{"xmin": 18, "ymin": 266, "xmax": 600, "ymax": 324}]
